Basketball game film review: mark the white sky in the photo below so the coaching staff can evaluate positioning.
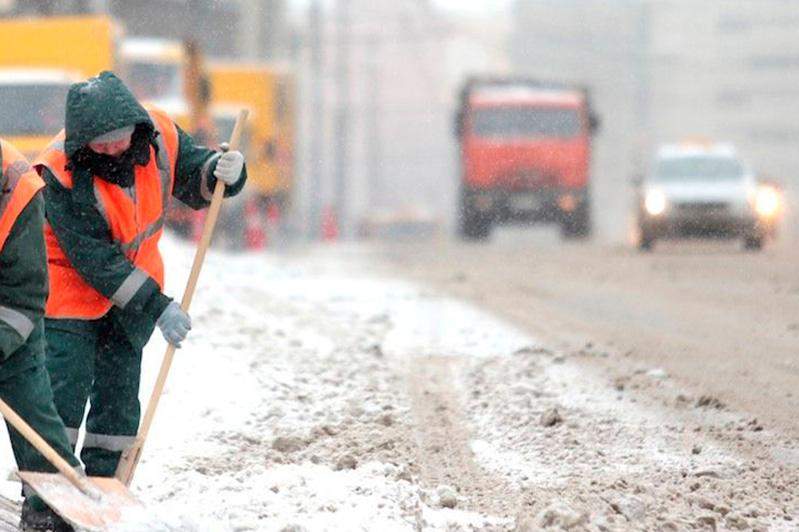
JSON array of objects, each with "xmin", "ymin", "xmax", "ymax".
[
  {"xmin": 290, "ymin": 0, "xmax": 513, "ymax": 15},
  {"xmin": 432, "ymin": 0, "xmax": 513, "ymax": 13}
]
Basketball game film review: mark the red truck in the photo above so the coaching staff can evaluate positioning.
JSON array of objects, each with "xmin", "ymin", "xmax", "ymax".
[{"xmin": 455, "ymin": 77, "xmax": 599, "ymax": 240}]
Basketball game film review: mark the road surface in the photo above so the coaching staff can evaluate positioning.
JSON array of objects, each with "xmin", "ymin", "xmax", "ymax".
[
  {"xmin": 373, "ymin": 232, "xmax": 799, "ymax": 439},
  {"xmin": 0, "ymin": 233, "xmax": 794, "ymax": 530}
]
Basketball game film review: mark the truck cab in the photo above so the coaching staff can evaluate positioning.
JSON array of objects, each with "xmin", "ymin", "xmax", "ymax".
[
  {"xmin": 456, "ymin": 78, "xmax": 598, "ymax": 240},
  {"xmin": 637, "ymin": 143, "xmax": 781, "ymax": 251}
]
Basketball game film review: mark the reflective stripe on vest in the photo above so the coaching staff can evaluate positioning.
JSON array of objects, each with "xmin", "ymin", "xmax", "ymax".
[
  {"xmin": 0, "ymin": 140, "xmax": 45, "ymax": 339},
  {"xmin": 36, "ymin": 109, "xmax": 179, "ymax": 320}
]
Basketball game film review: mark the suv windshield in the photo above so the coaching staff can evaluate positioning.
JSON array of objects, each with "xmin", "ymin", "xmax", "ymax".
[
  {"xmin": 472, "ymin": 106, "xmax": 582, "ymax": 139},
  {"xmin": 0, "ymin": 83, "xmax": 69, "ymax": 136},
  {"xmin": 654, "ymin": 155, "xmax": 745, "ymax": 182}
]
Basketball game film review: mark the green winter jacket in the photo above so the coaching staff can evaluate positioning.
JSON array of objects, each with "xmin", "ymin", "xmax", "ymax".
[
  {"xmin": 0, "ymin": 192, "xmax": 47, "ymax": 379},
  {"xmin": 41, "ymin": 71, "xmax": 246, "ymax": 350}
]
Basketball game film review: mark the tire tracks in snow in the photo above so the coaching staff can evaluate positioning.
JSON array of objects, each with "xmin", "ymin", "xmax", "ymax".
[{"xmin": 405, "ymin": 355, "xmax": 524, "ymax": 521}]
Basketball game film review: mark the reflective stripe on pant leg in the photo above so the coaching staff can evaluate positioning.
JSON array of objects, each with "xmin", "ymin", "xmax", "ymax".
[
  {"xmin": 64, "ymin": 427, "xmax": 79, "ymax": 447},
  {"xmin": 83, "ymin": 316, "xmax": 142, "ymax": 477},
  {"xmin": 82, "ymin": 432, "xmax": 136, "ymax": 453}
]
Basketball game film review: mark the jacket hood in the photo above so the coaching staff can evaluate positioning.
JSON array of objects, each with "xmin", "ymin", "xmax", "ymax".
[{"xmin": 64, "ymin": 71, "xmax": 153, "ymax": 158}]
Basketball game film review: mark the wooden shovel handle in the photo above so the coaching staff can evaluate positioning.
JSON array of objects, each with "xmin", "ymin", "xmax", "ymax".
[
  {"xmin": 116, "ymin": 109, "xmax": 249, "ymax": 486},
  {"xmin": 0, "ymin": 398, "xmax": 95, "ymax": 497}
]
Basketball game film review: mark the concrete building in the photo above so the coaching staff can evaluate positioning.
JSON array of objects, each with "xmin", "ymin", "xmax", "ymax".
[
  {"xmin": 511, "ymin": 0, "xmax": 799, "ymax": 241},
  {"xmin": 294, "ymin": 0, "xmax": 509, "ymax": 238},
  {"xmin": 647, "ymin": 1, "xmax": 799, "ymax": 185}
]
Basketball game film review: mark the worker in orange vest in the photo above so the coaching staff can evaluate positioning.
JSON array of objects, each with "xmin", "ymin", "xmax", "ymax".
[
  {"xmin": 35, "ymin": 72, "xmax": 246, "ymax": 484},
  {"xmin": 0, "ymin": 140, "xmax": 82, "ymax": 530}
]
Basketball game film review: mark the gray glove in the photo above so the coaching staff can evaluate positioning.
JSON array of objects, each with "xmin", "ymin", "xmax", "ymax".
[
  {"xmin": 157, "ymin": 301, "xmax": 192, "ymax": 348},
  {"xmin": 213, "ymin": 150, "xmax": 245, "ymax": 185}
]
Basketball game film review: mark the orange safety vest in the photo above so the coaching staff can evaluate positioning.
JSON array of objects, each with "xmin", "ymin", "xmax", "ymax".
[
  {"xmin": 36, "ymin": 109, "xmax": 179, "ymax": 320},
  {"xmin": 0, "ymin": 140, "xmax": 44, "ymax": 254},
  {"xmin": 0, "ymin": 140, "xmax": 45, "ymax": 340}
]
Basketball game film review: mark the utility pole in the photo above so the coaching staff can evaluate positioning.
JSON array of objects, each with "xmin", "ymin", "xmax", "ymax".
[
  {"xmin": 365, "ymin": 36, "xmax": 381, "ymax": 213},
  {"xmin": 308, "ymin": 0, "xmax": 324, "ymax": 239},
  {"xmin": 333, "ymin": 0, "xmax": 351, "ymax": 238}
]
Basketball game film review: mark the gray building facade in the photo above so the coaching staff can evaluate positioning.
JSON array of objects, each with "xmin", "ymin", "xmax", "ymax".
[{"xmin": 511, "ymin": 0, "xmax": 799, "ymax": 241}]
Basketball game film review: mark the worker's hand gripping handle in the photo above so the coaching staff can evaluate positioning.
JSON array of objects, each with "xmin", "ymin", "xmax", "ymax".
[{"xmin": 115, "ymin": 110, "xmax": 249, "ymax": 486}]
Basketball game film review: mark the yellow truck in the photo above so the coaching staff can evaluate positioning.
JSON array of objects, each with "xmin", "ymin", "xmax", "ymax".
[
  {"xmin": 0, "ymin": 15, "xmax": 120, "ymax": 159},
  {"xmin": 209, "ymin": 63, "xmax": 294, "ymax": 209}
]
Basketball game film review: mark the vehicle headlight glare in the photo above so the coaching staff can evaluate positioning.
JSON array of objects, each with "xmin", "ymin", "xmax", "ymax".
[
  {"xmin": 755, "ymin": 186, "xmax": 780, "ymax": 218},
  {"xmin": 645, "ymin": 190, "xmax": 667, "ymax": 216}
]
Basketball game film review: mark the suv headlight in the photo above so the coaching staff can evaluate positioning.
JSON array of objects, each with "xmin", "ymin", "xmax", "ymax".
[
  {"xmin": 644, "ymin": 190, "xmax": 667, "ymax": 216},
  {"xmin": 754, "ymin": 185, "xmax": 780, "ymax": 218}
]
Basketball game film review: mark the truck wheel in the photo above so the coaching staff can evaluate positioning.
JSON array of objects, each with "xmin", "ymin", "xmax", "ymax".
[
  {"xmin": 638, "ymin": 231, "xmax": 655, "ymax": 251},
  {"xmin": 459, "ymin": 213, "xmax": 491, "ymax": 240},
  {"xmin": 458, "ymin": 190, "xmax": 492, "ymax": 241},
  {"xmin": 560, "ymin": 203, "xmax": 592, "ymax": 240},
  {"xmin": 743, "ymin": 234, "xmax": 763, "ymax": 251}
]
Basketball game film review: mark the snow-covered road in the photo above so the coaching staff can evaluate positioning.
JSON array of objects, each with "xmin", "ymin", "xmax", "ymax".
[{"xmin": 1, "ymin": 235, "xmax": 796, "ymax": 531}]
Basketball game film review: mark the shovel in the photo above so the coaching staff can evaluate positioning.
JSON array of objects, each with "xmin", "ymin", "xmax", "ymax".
[
  {"xmin": 0, "ymin": 397, "xmax": 142, "ymax": 531},
  {"xmin": 115, "ymin": 109, "xmax": 249, "ymax": 486}
]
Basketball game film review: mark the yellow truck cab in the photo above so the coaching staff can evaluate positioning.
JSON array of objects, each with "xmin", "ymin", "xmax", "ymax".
[
  {"xmin": 0, "ymin": 15, "xmax": 118, "ymax": 76},
  {"xmin": 0, "ymin": 15, "xmax": 119, "ymax": 159},
  {"xmin": 209, "ymin": 64, "xmax": 294, "ymax": 208}
]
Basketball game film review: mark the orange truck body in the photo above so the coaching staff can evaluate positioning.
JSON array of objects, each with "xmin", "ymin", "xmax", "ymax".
[{"xmin": 455, "ymin": 77, "xmax": 599, "ymax": 239}]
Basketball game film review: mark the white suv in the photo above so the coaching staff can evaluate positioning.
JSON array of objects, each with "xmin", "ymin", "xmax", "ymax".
[{"xmin": 637, "ymin": 143, "xmax": 780, "ymax": 251}]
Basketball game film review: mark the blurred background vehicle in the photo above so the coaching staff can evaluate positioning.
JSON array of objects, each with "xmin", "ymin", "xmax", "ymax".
[
  {"xmin": 358, "ymin": 206, "xmax": 441, "ymax": 240},
  {"xmin": 0, "ymin": 70, "xmax": 73, "ymax": 158},
  {"xmin": 119, "ymin": 36, "xmax": 295, "ymax": 248},
  {"xmin": 120, "ymin": 37, "xmax": 186, "ymax": 113},
  {"xmin": 0, "ymin": 0, "xmax": 795, "ymax": 250},
  {"xmin": 209, "ymin": 63, "xmax": 295, "ymax": 248},
  {"xmin": 0, "ymin": 14, "xmax": 119, "ymax": 159},
  {"xmin": 454, "ymin": 77, "xmax": 600, "ymax": 241},
  {"xmin": 636, "ymin": 142, "xmax": 782, "ymax": 251}
]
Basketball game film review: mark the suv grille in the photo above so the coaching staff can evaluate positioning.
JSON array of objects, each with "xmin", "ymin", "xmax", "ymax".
[{"xmin": 676, "ymin": 202, "xmax": 729, "ymax": 214}]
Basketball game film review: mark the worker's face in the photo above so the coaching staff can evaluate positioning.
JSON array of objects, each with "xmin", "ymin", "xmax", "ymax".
[{"xmin": 88, "ymin": 133, "xmax": 133, "ymax": 157}]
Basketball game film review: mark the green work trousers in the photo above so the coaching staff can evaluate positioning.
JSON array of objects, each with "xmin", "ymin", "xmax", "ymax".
[
  {"xmin": 45, "ymin": 314, "xmax": 142, "ymax": 477},
  {"xmin": 0, "ymin": 363, "xmax": 80, "ymax": 508}
]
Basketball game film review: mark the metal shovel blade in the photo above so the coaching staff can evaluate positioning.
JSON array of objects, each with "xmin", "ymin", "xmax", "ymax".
[{"xmin": 17, "ymin": 472, "xmax": 143, "ymax": 531}]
